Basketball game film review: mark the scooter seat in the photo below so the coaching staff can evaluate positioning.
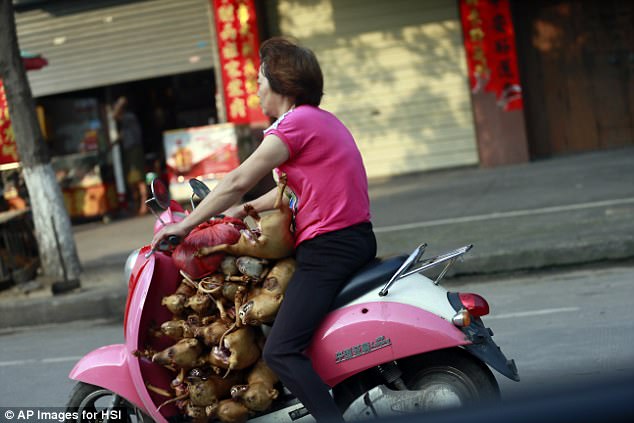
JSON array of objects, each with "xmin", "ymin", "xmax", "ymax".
[{"xmin": 330, "ymin": 255, "xmax": 408, "ymax": 310}]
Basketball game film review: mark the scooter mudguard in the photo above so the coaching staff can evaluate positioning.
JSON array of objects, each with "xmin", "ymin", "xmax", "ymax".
[
  {"xmin": 461, "ymin": 317, "xmax": 520, "ymax": 381},
  {"xmin": 69, "ymin": 344, "xmax": 145, "ymax": 412},
  {"xmin": 125, "ymin": 251, "xmax": 181, "ymax": 423},
  {"xmin": 72, "ymin": 249, "xmax": 177, "ymax": 423},
  {"xmin": 306, "ymin": 302, "xmax": 470, "ymax": 387},
  {"xmin": 69, "ymin": 251, "xmax": 176, "ymax": 422}
]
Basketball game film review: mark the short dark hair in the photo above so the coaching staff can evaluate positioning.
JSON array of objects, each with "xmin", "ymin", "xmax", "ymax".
[{"xmin": 259, "ymin": 37, "xmax": 324, "ymax": 107}]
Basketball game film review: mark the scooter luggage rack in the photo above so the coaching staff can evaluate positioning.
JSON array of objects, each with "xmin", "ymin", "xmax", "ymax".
[{"xmin": 379, "ymin": 243, "xmax": 473, "ymax": 296}]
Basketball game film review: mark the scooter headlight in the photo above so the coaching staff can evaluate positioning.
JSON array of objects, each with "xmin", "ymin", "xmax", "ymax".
[{"xmin": 124, "ymin": 248, "xmax": 141, "ymax": 286}]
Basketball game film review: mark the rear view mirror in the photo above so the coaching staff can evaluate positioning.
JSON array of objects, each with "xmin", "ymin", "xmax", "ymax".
[
  {"xmin": 189, "ymin": 179, "xmax": 211, "ymax": 200},
  {"xmin": 189, "ymin": 178, "xmax": 211, "ymax": 210},
  {"xmin": 151, "ymin": 179, "xmax": 170, "ymax": 210},
  {"xmin": 145, "ymin": 178, "xmax": 170, "ymax": 224}
]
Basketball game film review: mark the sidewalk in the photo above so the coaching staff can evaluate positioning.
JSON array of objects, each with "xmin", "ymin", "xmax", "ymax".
[{"xmin": 1, "ymin": 147, "xmax": 633, "ymax": 329}]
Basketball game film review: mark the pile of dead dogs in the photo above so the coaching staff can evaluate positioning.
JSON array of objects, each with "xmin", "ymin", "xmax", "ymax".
[
  {"xmin": 140, "ymin": 255, "xmax": 295, "ymax": 423},
  {"xmin": 137, "ymin": 176, "xmax": 297, "ymax": 423}
]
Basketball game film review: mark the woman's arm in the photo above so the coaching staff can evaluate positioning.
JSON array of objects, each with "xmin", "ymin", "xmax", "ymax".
[
  {"xmin": 151, "ymin": 134, "xmax": 289, "ymax": 248},
  {"xmin": 223, "ymin": 186, "xmax": 279, "ymax": 220}
]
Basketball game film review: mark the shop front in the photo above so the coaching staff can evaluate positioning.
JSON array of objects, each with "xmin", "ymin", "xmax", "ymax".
[
  {"xmin": 13, "ymin": 0, "xmax": 279, "ymax": 214},
  {"xmin": 13, "ymin": 0, "xmax": 264, "ymax": 216},
  {"xmin": 12, "ymin": 0, "xmax": 540, "ymax": 201},
  {"xmin": 17, "ymin": 0, "xmax": 485, "ymax": 194},
  {"xmin": 13, "ymin": 0, "xmax": 630, "ymax": 201}
]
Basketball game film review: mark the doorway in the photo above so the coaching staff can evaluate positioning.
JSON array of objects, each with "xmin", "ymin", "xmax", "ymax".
[{"xmin": 513, "ymin": 0, "xmax": 634, "ymax": 158}]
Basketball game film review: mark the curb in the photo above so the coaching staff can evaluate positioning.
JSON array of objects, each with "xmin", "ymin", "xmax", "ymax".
[
  {"xmin": 455, "ymin": 237, "xmax": 634, "ymax": 276},
  {"xmin": 0, "ymin": 286, "xmax": 126, "ymax": 330}
]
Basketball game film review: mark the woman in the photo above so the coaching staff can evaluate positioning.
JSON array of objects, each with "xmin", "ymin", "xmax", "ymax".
[
  {"xmin": 152, "ymin": 37, "xmax": 376, "ymax": 422},
  {"xmin": 112, "ymin": 96, "xmax": 148, "ymax": 215}
]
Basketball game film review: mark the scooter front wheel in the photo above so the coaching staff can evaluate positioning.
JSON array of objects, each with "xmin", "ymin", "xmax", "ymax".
[{"xmin": 64, "ymin": 382, "xmax": 149, "ymax": 423}]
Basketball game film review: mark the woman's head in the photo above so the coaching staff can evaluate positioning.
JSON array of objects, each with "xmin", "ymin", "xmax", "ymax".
[{"xmin": 259, "ymin": 37, "xmax": 323, "ymax": 108}]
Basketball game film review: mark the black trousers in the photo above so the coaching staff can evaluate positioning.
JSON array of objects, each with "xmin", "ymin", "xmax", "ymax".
[{"xmin": 262, "ymin": 222, "xmax": 377, "ymax": 422}]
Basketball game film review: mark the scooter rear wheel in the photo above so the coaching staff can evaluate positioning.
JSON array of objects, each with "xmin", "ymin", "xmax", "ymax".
[
  {"xmin": 64, "ymin": 382, "xmax": 149, "ymax": 423},
  {"xmin": 400, "ymin": 348, "xmax": 500, "ymax": 411}
]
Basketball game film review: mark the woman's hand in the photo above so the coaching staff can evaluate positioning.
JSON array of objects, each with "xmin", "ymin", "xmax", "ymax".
[
  {"xmin": 223, "ymin": 204, "xmax": 247, "ymax": 220},
  {"xmin": 151, "ymin": 220, "xmax": 190, "ymax": 251}
]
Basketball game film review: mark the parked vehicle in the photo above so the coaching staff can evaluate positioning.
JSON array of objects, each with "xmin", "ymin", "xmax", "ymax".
[{"xmin": 65, "ymin": 179, "xmax": 519, "ymax": 422}]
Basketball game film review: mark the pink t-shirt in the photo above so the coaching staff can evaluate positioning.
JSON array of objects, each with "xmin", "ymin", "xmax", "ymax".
[{"xmin": 264, "ymin": 105, "xmax": 371, "ymax": 246}]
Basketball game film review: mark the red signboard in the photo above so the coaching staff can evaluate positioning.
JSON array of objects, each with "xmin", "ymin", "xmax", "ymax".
[
  {"xmin": 212, "ymin": 0, "xmax": 269, "ymax": 124},
  {"xmin": 0, "ymin": 54, "xmax": 48, "ymax": 166},
  {"xmin": 459, "ymin": 0, "xmax": 523, "ymax": 111},
  {"xmin": 0, "ymin": 79, "xmax": 19, "ymax": 165}
]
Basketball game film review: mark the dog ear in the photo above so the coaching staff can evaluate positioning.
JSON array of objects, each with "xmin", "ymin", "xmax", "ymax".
[{"xmin": 263, "ymin": 276, "xmax": 279, "ymax": 291}]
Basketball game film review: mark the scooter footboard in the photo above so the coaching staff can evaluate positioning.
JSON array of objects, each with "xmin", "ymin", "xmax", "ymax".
[
  {"xmin": 306, "ymin": 302, "xmax": 470, "ymax": 387},
  {"xmin": 69, "ymin": 344, "xmax": 145, "ymax": 412}
]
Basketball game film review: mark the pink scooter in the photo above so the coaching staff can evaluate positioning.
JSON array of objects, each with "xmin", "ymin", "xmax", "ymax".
[{"xmin": 65, "ymin": 179, "xmax": 519, "ymax": 422}]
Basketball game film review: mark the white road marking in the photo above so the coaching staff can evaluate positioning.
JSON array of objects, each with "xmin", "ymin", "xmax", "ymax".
[
  {"xmin": 374, "ymin": 198, "xmax": 634, "ymax": 233},
  {"xmin": 0, "ymin": 359, "xmax": 37, "ymax": 367},
  {"xmin": 41, "ymin": 356, "xmax": 82, "ymax": 364},
  {"xmin": 0, "ymin": 356, "xmax": 81, "ymax": 367},
  {"xmin": 487, "ymin": 307, "xmax": 580, "ymax": 320}
]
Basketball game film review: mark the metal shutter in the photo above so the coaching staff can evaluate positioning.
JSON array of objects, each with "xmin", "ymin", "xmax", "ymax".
[
  {"xmin": 16, "ymin": 0, "xmax": 216, "ymax": 97},
  {"xmin": 267, "ymin": 0, "xmax": 478, "ymax": 178}
]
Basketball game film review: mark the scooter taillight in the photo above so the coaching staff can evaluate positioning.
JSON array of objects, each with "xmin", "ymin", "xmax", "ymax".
[{"xmin": 458, "ymin": 293, "xmax": 490, "ymax": 317}]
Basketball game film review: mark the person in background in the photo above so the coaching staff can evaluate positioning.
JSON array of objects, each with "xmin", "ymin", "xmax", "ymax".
[
  {"xmin": 0, "ymin": 175, "xmax": 9, "ymax": 212},
  {"xmin": 112, "ymin": 96, "xmax": 147, "ymax": 215},
  {"xmin": 144, "ymin": 152, "xmax": 168, "ymax": 188},
  {"xmin": 152, "ymin": 37, "xmax": 376, "ymax": 422}
]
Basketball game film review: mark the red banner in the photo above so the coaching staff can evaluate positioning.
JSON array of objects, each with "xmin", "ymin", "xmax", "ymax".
[
  {"xmin": 0, "ymin": 55, "xmax": 48, "ymax": 166},
  {"xmin": 212, "ymin": 0, "xmax": 269, "ymax": 124},
  {"xmin": 459, "ymin": 0, "xmax": 523, "ymax": 111},
  {"xmin": 0, "ymin": 79, "xmax": 19, "ymax": 165}
]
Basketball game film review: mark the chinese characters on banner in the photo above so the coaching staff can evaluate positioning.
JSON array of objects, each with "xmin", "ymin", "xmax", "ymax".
[
  {"xmin": 0, "ymin": 79, "xmax": 19, "ymax": 165},
  {"xmin": 212, "ymin": 0, "xmax": 269, "ymax": 124},
  {"xmin": 459, "ymin": 0, "xmax": 523, "ymax": 111}
]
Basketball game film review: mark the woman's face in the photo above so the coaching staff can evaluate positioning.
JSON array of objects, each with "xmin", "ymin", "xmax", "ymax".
[{"xmin": 257, "ymin": 66, "xmax": 283, "ymax": 118}]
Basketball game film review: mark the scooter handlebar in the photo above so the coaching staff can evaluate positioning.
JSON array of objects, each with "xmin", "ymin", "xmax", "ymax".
[
  {"xmin": 167, "ymin": 235, "xmax": 181, "ymax": 246},
  {"xmin": 145, "ymin": 235, "xmax": 181, "ymax": 259},
  {"xmin": 158, "ymin": 235, "xmax": 181, "ymax": 251}
]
